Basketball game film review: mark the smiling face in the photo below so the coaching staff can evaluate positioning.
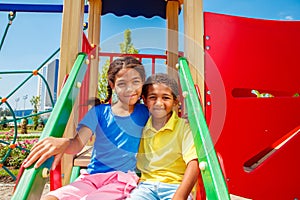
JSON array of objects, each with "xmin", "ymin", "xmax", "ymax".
[
  {"xmin": 143, "ymin": 83, "xmax": 178, "ymax": 122},
  {"xmin": 111, "ymin": 68, "xmax": 143, "ymax": 106}
]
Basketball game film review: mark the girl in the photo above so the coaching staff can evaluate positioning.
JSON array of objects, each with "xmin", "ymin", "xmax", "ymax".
[
  {"xmin": 128, "ymin": 73, "xmax": 199, "ymax": 200},
  {"xmin": 23, "ymin": 56, "xmax": 149, "ymax": 200}
]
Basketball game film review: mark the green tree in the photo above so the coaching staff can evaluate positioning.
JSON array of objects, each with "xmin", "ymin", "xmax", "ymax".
[
  {"xmin": 98, "ymin": 59, "xmax": 110, "ymax": 102},
  {"xmin": 98, "ymin": 29, "xmax": 138, "ymax": 101},
  {"xmin": 119, "ymin": 29, "xmax": 139, "ymax": 54},
  {"xmin": 30, "ymin": 96, "xmax": 40, "ymax": 130},
  {"xmin": 0, "ymin": 107, "xmax": 11, "ymax": 116},
  {"xmin": 0, "ymin": 115, "xmax": 7, "ymax": 129}
]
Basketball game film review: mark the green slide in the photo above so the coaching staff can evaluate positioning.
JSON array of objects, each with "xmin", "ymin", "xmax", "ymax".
[
  {"xmin": 178, "ymin": 57, "xmax": 230, "ymax": 199},
  {"xmin": 12, "ymin": 53, "xmax": 88, "ymax": 200}
]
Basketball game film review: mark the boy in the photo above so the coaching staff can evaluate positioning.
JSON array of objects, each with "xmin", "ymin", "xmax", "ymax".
[{"xmin": 128, "ymin": 73, "xmax": 199, "ymax": 200}]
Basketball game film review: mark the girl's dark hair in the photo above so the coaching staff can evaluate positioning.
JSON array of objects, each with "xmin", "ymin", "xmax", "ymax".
[
  {"xmin": 142, "ymin": 73, "xmax": 179, "ymax": 100},
  {"xmin": 93, "ymin": 56, "xmax": 146, "ymax": 105}
]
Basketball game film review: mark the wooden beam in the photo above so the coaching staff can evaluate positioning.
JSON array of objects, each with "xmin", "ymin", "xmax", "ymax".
[
  {"xmin": 183, "ymin": 0, "xmax": 205, "ymax": 105},
  {"xmin": 87, "ymin": 0, "xmax": 101, "ymax": 102},
  {"xmin": 166, "ymin": 0, "xmax": 179, "ymax": 80},
  {"xmin": 58, "ymin": 0, "xmax": 84, "ymax": 93},
  {"xmin": 58, "ymin": 0, "xmax": 85, "ymax": 186}
]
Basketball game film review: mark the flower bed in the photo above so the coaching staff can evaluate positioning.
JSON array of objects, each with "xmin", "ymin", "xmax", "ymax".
[{"xmin": 0, "ymin": 130, "xmax": 39, "ymax": 169}]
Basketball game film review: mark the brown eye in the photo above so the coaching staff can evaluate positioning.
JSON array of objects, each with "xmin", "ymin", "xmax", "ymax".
[
  {"xmin": 117, "ymin": 83, "xmax": 126, "ymax": 87},
  {"xmin": 163, "ymin": 95, "xmax": 172, "ymax": 100},
  {"xmin": 148, "ymin": 96, "xmax": 156, "ymax": 100},
  {"xmin": 133, "ymin": 80, "xmax": 142, "ymax": 84}
]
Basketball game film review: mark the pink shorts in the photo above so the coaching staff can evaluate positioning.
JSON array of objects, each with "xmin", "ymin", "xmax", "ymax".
[{"xmin": 45, "ymin": 170, "xmax": 139, "ymax": 200}]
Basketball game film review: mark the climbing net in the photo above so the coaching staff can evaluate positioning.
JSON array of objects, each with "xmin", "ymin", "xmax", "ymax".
[
  {"xmin": 0, "ymin": 9, "xmax": 91, "ymax": 180},
  {"xmin": 0, "ymin": 11, "xmax": 16, "ymax": 52},
  {"xmin": 0, "ymin": 12, "xmax": 60, "ymax": 180}
]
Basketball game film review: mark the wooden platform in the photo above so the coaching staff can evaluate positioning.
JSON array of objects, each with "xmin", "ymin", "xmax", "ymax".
[{"xmin": 73, "ymin": 145, "xmax": 92, "ymax": 167}]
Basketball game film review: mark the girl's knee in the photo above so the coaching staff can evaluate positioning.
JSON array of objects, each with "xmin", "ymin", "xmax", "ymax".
[{"xmin": 41, "ymin": 195, "xmax": 59, "ymax": 200}]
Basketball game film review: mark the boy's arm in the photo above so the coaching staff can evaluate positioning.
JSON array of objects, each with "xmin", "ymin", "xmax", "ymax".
[
  {"xmin": 23, "ymin": 126, "xmax": 92, "ymax": 170},
  {"xmin": 172, "ymin": 159, "xmax": 199, "ymax": 200}
]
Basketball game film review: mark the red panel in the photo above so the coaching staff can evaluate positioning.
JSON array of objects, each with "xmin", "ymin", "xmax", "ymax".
[
  {"xmin": 79, "ymin": 33, "xmax": 97, "ymax": 122},
  {"xmin": 82, "ymin": 33, "xmax": 93, "ymax": 54},
  {"xmin": 204, "ymin": 12, "xmax": 300, "ymax": 199},
  {"xmin": 50, "ymin": 163, "xmax": 62, "ymax": 191}
]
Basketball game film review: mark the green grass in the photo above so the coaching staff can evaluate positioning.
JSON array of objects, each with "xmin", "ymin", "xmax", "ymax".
[
  {"xmin": 0, "ymin": 127, "xmax": 43, "ymax": 133},
  {"xmin": 0, "ymin": 133, "xmax": 41, "ymax": 140},
  {"xmin": 0, "ymin": 168, "xmax": 19, "ymax": 177},
  {"xmin": 0, "ymin": 127, "xmax": 42, "ymax": 139}
]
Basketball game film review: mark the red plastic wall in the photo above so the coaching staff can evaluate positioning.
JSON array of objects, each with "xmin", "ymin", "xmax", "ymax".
[
  {"xmin": 79, "ymin": 33, "xmax": 94, "ymax": 122},
  {"xmin": 204, "ymin": 12, "xmax": 300, "ymax": 199}
]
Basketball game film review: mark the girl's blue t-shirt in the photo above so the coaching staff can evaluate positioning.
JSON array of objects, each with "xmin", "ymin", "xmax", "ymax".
[{"xmin": 77, "ymin": 103, "xmax": 149, "ymax": 174}]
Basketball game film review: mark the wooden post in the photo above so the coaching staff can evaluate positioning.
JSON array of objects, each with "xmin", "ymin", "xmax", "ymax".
[
  {"xmin": 81, "ymin": 0, "xmax": 102, "ymax": 147},
  {"xmin": 87, "ymin": 0, "xmax": 101, "ymax": 102},
  {"xmin": 58, "ymin": 0, "xmax": 85, "ymax": 185},
  {"xmin": 58, "ymin": 0, "xmax": 85, "ymax": 93},
  {"xmin": 166, "ymin": 0, "xmax": 179, "ymax": 80},
  {"xmin": 183, "ymin": 0, "xmax": 205, "ymax": 104},
  {"xmin": 183, "ymin": 1, "xmax": 206, "ymax": 199}
]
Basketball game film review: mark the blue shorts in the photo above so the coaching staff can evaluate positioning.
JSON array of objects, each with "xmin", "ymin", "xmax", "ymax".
[{"xmin": 127, "ymin": 181, "xmax": 193, "ymax": 200}]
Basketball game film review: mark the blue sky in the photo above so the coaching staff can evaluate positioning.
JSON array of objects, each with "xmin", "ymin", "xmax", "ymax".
[{"xmin": 0, "ymin": 0, "xmax": 299, "ymax": 109}]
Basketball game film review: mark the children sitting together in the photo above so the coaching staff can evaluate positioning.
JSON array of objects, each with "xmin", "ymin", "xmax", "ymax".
[{"xmin": 23, "ymin": 56, "xmax": 199, "ymax": 200}]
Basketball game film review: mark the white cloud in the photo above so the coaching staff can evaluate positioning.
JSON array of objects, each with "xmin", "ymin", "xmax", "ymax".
[
  {"xmin": 278, "ymin": 11, "xmax": 295, "ymax": 20},
  {"xmin": 284, "ymin": 15, "xmax": 294, "ymax": 20}
]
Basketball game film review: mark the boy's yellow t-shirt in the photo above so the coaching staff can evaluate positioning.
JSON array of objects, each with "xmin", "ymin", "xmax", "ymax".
[{"xmin": 137, "ymin": 111, "xmax": 198, "ymax": 184}]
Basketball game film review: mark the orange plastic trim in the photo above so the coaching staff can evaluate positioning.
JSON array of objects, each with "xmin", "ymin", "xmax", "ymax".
[
  {"xmin": 1, "ymin": 97, "xmax": 7, "ymax": 103},
  {"xmin": 32, "ymin": 70, "xmax": 38, "ymax": 76},
  {"xmin": 9, "ymin": 144, "xmax": 17, "ymax": 149}
]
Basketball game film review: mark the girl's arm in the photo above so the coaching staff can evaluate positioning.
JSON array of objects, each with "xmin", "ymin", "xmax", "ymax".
[
  {"xmin": 172, "ymin": 159, "xmax": 200, "ymax": 200},
  {"xmin": 23, "ymin": 126, "xmax": 92, "ymax": 170}
]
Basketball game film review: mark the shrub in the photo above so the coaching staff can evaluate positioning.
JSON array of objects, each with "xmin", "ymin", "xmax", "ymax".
[{"xmin": 0, "ymin": 134, "xmax": 38, "ymax": 168}]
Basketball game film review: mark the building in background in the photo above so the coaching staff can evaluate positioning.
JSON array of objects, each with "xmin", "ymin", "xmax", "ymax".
[{"xmin": 37, "ymin": 59, "xmax": 59, "ymax": 111}]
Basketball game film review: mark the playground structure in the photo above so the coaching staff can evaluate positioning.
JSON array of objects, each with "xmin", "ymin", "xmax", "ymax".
[
  {"xmin": 0, "ymin": 1, "xmax": 299, "ymax": 200},
  {"xmin": 0, "ymin": 44, "xmax": 60, "ymax": 180}
]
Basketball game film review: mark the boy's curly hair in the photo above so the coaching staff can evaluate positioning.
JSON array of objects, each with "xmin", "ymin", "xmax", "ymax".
[{"xmin": 142, "ymin": 73, "xmax": 179, "ymax": 100}]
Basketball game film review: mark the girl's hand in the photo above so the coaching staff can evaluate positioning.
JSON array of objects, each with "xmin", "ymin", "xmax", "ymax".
[{"xmin": 23, "ymin": 137, "xmax": 71, "ymax": 170}]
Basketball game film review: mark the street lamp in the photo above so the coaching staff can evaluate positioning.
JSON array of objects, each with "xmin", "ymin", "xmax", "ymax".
[
  {"xmin": 15, "ymin": 97, "xmax": 20, "ymax": 111},
  {"xmin": 23, "ymin": 95, "xmax": 28, "ymax": 116}
]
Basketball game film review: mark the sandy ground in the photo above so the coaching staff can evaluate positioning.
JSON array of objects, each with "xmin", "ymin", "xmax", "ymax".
[
  {"xmin": 0, "ymin": 182, "xmax": 50, "ymax": 200},
  {"xmin": 0, "ymin": 177, "xmax": 250, "ymax": 200},
  {"xmin": 0, "ymin": 183, "xmax": 16, "ymax": 200},
  {"xmin": 0, "ymin": 183, "xmax": 251, "ymax": 200}
]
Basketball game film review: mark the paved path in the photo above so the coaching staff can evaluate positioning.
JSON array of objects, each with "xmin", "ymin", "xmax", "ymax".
[{"xmin": 0, "ymin": 183, "xmax": 50, "ymax": 200}]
